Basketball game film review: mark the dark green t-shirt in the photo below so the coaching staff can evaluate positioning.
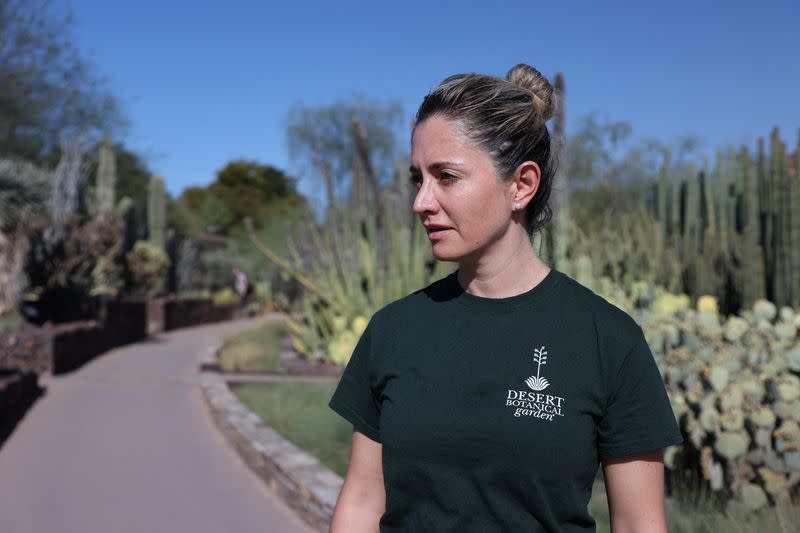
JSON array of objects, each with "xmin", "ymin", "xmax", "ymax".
[{"xmin": 328, "ymin": 268, "xmax": 683, "ymax": 532}]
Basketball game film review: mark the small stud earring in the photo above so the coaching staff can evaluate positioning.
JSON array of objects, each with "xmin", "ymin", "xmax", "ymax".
[{"xmin": 514, "ymin": 202, "xmax": 521, "ymax": 211}]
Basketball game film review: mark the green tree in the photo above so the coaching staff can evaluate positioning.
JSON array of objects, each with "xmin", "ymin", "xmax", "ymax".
[
  {"xmin": 177, "ymin": 186, "xmax": 208, "ymax": 212},
  {"xmin": 0, "ymin": 0, "xmax": 126, "ymax": 162},
  {"xmin": 567, "ymin": 113, "xmax": 702, "ymax": 189},
  {"xmin": 206, "ymin": 160, "xmax": 302, "ymax": 232},
  {"xmin": 286, "ymin": 96, "xmax": 404, "ymax": 210},
  {"xmin": 174, "ymin": 188, "xmax": 232, "ymax": 236},
  {"xmin": 0, "ymin": 158, "xmax": 50, "ymax": 314}
]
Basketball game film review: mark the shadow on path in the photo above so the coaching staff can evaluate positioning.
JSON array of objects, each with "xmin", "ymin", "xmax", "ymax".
[{"xmin": 0, "ymin": 384, "xmax": 46, "ymax": 453}]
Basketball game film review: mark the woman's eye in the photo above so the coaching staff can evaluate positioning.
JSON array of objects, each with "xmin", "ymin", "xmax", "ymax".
[{"xmin": 408, "ymin": 172, "xmax": 456, "ymax": 187}]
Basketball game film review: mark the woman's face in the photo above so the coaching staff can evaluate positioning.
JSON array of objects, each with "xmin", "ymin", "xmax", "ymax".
[{"xmin": 410, "ymin": 115, "xmax": 516, "ymax": 263}]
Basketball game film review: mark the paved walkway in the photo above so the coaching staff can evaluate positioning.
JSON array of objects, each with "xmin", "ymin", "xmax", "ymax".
[{"xmin": 0, "ymin": 317, "xmax": 315, "ymax": 533}]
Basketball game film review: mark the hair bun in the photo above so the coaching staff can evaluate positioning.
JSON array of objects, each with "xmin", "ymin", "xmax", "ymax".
[{"xmin": 506, "ymin": 63, "xmax": 556, "ymax": 122}]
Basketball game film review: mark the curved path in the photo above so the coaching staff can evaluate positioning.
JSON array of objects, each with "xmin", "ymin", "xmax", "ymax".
[{"xmin": 0, "ymin": 317, "xmax": 315, "ymax": 533}]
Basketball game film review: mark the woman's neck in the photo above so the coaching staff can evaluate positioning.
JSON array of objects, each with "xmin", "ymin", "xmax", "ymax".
[{"xmin": 456, "ymin": 230, "xmax": 550, "ymax": 299}]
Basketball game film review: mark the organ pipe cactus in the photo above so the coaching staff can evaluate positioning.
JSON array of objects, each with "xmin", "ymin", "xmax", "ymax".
[{"xmin": 645, "ymin": 127, "xmax": 798, "ymax": 315}]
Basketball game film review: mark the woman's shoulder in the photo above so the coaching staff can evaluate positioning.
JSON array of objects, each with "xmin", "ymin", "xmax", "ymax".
[
  {"xmin": 371, "ymin": 271, "xmax": 455, "ymax": 323},
  {"xmin": 554, "ymin": 271, "xmax": 643, "ymax": 336}
]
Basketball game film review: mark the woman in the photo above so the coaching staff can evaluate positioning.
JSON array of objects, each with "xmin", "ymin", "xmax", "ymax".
[{"xmin": 328, "ymin": 64, "xmax": 683, "ymax": 532}]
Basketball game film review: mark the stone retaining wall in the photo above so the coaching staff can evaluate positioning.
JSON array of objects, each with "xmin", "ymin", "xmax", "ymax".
[
  {"xmin": 0, "ymin": 301, "xmax": 148, "ymax": 375},
  {"xmin": 1, "ymin": 298, "xmax": 237, "ymax": 375},
  {"xmin": 198, "ymin": 343, "xmax": 342, "ymax": 533},
  {"xmin": 1, "ymin": 321, "xmax": 98, "ymax": 375},
  {"xmin": 164, "ymin": 299, "xmax": 237, "ymax": 331}
]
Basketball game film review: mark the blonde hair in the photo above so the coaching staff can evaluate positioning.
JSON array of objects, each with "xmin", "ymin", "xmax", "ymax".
[{"xmin": 414, "ymin": 64, "xmax": 558, "ymax": 236}]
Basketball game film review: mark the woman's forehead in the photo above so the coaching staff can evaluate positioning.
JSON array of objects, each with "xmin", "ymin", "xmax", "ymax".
[{"xmin": 412, "ymin": 117, "xmax": 477, "ymax": 159}]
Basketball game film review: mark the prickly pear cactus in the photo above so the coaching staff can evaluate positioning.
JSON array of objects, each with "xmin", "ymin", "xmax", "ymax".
[
  {"xmin": 643, "ymin": 292, "xmax": 800, "ymax": 509},
  {"xmin": 326, "ymin": 315, "xmax": 368, "ymax": 365}
]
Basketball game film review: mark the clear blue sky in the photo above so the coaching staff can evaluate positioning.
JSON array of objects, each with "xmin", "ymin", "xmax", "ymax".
[{"xmin": 69, "ymin": 0, "xmax": 799, "ymax": 200}]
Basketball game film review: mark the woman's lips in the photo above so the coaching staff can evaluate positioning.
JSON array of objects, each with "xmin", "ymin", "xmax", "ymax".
[{"xmin": 426, "ymin": 228, "xmax": 452, "ymax": 240}]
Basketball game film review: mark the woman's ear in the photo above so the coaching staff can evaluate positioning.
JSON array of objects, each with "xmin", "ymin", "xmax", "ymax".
[{"xmin": 512, "ymin": 160, "xmax": 541, "ymax": 209}]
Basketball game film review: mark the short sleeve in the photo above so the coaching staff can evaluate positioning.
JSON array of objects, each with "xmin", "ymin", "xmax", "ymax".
[
  {"xmin": 328, "ymin": 318, "xmax": 382, "ymax": 443},
  {"xmin": 597, "ymin": 327, "xmax": 683, "ymax": 459}
]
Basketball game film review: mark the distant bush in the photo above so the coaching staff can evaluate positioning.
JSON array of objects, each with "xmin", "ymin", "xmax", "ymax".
[{"xmin": 212, "ymin": 287, "xmax": 239, "ymax": 306}]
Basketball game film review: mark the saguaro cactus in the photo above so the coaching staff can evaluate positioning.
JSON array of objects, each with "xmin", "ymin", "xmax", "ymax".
[
  {"xmin": 658, "ymin": 150, "xmax": 671, "ymax": 242},
  {"xmin": 96, "ymin": 137, "xmax": 117, "ymax": 214},
  {"xmin": 793, "ymin": 131, "xmax": 800, "ymax": 307},
  {"xmin": 148, "ymin": 174, "xmax": 166, "ymax": 249},
  {"xmin": 551, "ymin": 73, "xmax": 570, "ymax": 275}
]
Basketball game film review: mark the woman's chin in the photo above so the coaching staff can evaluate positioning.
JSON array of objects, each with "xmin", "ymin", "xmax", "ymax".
[{"xmin": 430, "ymin": 243, "xmax": 462, "ymax": 262}]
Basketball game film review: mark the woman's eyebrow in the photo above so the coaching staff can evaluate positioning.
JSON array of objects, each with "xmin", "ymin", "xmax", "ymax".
[{"xmin": 409, "ymin": 161, "xmax": 464, "ymax": 173}]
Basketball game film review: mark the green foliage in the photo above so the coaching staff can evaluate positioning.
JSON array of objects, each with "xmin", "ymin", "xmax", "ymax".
[
  {"xmin": 248, "ymin": 168, "xmax": 451, "ymax": 364},
  {"xmin": 569, "ymin": 182, "xmax": 676, "ymax": 295},
  {"xmin": 110, "ymin": 144, "xmax": 150, "ymax": 232},
  {"xmin": 175, "ymin": 161, "xmax": 302, "ymax": 238},
  {"xmin": 166, "ymin": 195, "xmax": 201, "ymax": 238},
  {"xmin": 125, "ymin": 240, "xmax": 170, "ymax": 296},
  {"xmin": 2, "ymin": 156, "xmax": 131, "ymax": 306},
  {"xmin": 177, "ymin": 186, "xmax": 208, "ymax": 212},
  {"xmin": 0, "ymin": 309, "xmax": 25, "ymax": 334},
  {"xmin": 0, "ymin": 0, "xmax": 126, "ymax": 162},
  {"xmin": 204, "ymin": 160, "xmax": 302, "ymax": 232},
  {"xmin": 24, "ymin": 212, "xmax": 124, "ymax": 294},
  {"xmin": 194, "ymin": 203, "xmax": 306, "ymax": 296},
  {"xmin": 567, "ymin": 113, "xmax": 701, "ymax": 189},
  {"xmin": 253, "ymin": 281, "xmax": 272, "ymax": 308},
  {"xmin": 212, "ymin": 287, "xmax": 238, "ymax": 306},
  {"xmin": 286, "ymin": 96, "xmax": 404, "ymax": 208},
  {"xmin": 175, "ymin": 189, "xmax": 233, "ymax": 235},
  {"xmin": 0, "ymin": 158, "xmax": 50, "ymax": 229},
  {"xmin": 217, "ymin": 321, "xmax": 287, "ymax": 373},
  {"xmin": 252, "ymin": 98, "xmax": 441, "ymax": 364}
]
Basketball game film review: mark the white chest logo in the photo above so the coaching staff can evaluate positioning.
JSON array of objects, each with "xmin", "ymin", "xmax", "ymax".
[
  {"xmin": 526, "ymin": 345, "xmax": 550, "ymax": 391},
  {"xmin": 504, "ymin": 344, "xmax": 566, "ymax": 422}
]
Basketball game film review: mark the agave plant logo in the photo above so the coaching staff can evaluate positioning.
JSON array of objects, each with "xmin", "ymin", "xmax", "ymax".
[{"xmin": 525, "ymin": 345, "xmax": 550, "ymax": 391}]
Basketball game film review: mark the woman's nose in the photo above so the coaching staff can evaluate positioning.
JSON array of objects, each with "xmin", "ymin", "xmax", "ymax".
[{"xmin": 412, "ymin": 180, "xmax": 438, "ymax": 215}]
